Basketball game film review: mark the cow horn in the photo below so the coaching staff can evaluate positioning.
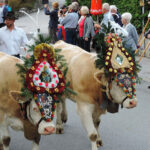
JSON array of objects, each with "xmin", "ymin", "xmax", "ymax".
[{"xmin": 94, "ymin": 69, "xmax": 107, "ymax": 86}]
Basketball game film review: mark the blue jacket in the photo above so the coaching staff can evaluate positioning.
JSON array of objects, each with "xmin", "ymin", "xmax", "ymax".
[
  {"xmin": 123, "ymin": 23, "xmax": 138, "ymax": 51},
  {"xmin": 44, "ymin": 8, "xmax": 58, "ymax": 28}
]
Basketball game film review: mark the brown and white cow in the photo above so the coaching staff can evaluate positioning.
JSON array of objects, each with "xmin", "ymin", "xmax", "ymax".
[
  {"xmin": 53, "ymin": 41, "xmax": 137, "ymax": 150},
  {"xmin": 0, "ymin": 52, "xmax": 55, "ymax": 150}
]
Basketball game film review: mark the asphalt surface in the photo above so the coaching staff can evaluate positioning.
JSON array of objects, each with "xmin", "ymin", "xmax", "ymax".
[
  {"xmin": 10, "ymin": 81, "xmax": 150, "ymax": 150},
  {"xmin": 9, "ymin": 2, "xmax": 150, "ymax": 150}
]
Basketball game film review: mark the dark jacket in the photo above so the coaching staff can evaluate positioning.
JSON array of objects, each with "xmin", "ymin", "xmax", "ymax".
[
  {"xmin": 44, "ymin": 8, "xmax": 58, "ymax": 28},
  {"xmin": 42, "ymin": 0, "xmax": 49, "ymax": 4},
  {"xmin": 112, "ymin": 12, "xmax": 123, "ymax": 27}
]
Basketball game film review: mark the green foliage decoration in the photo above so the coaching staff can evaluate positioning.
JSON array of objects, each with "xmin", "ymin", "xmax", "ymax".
[{"xmin": 94, "ymin": 23, "xmax": 141, "ymax": 83}]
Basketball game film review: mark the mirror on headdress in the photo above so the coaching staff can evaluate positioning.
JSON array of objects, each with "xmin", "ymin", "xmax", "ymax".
[{"xmin": 115, "ymin": 54, "xmax": 123, "ymax": 65}]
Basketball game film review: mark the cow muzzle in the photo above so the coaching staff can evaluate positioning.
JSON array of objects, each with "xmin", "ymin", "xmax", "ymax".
[
  {"xmin": 44, "ymin": 126, "xmax": 55, "ymax": 135},
  {"xmin": 122, "ymin": 98, "xmax": 137, "ymax": 109},
  {"xmin": 38, "ymin": 120, "xmax": 55, "ymax": 135}
]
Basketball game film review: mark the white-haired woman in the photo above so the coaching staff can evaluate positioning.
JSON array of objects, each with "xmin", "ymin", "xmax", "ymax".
[
  {"xmin": 80, "ymin": 6, "xmax": 95, "ymax": 52},
  {"xmin": 122, "ymin": 12, "xmax": 139, "ymax": 52}
]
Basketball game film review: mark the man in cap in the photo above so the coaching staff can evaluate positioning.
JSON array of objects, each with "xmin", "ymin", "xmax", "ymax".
[{"xmin": 0, "ymin": 11, "xmax": 28, "ymax": 58}]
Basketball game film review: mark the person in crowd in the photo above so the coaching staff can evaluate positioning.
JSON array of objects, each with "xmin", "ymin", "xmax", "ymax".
[
  {"xmin": 82, "ymin": 6, "xmax": 95, "ymax": 52},
  {"xmin": 0, "ymin": 5, "xmax": 4, "ymax": 28},
  {"xmin": 101, "ymin": 3, "xmax": 114, "ymax": 28},
  {"xmin": 145, "ymin": 29, "xmax": 150, "ymax": 39},
  {"xmin": 122, "ymin": 12, "xmax": 139, "ymax": 52},
  {"xmin": 0, "ymin": 11, "xmax": 28, "ymax": 58},
  {"xmin": 0, "ymin": 0, "xmax": 11, "ymax": 28},
  {"xmin": 110, "ymin": 5, "xmax": 123, "ymax": 27},
  {"xmin": 3, "ymin": 0, "xmax": 11, "ymax": 16},
  {"xmin": 60, "ymin": 5, "xmax": 67, "ymax": 15},
  {"xmin": 58, "ymin": 5, "xmax": 67, "ymax": 23},
  {"xmin": 77, "ymin": 7, "xmax": 86, "ymax": 48},
  {"xmin": 61, "ymin": 4, "xmax": 78, "ymax": 45},
  {"xmin": 57, "ymin": 5, "xmax": 67, "ymax": 41},
  {"xmin": 72, "ymin": 2, "xmax": 79, "ymax": 13},
  {"xmin": 44, "ymin": 2, "xmax": 59, "ymax": 43}
]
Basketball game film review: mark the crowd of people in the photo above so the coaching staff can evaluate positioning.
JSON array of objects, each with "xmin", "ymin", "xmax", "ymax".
[
  {"xmin": 43, "ymin": 1, "xmax": 140, "ymax": 53},
  {"xmin": 0, "ymin": 0, "xmax": 149, "ymax": 57}
]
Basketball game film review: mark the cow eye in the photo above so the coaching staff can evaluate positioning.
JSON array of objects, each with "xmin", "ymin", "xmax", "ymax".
[{"xmin": 33, "ymin": 107, "xmax": 39, "ymax": 112}]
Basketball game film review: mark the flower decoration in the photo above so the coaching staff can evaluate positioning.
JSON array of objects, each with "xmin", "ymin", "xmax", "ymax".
[
  {"xmin": 34, "ymin": 93, "xmax": 56, "ymax": 122},
  {"xmin": 115, "ymin": 72, "xmax": 136, "ymax": 99},
  {"xmin": 25, "ymin": 43, "xmax": 65, "ymax": 122},
  {"xmin": 104, "ymin": 33, "xmax": 135, "ymax": 75}
]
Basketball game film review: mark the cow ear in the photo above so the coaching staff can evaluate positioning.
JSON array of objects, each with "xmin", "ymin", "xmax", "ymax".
[
  {"xmin": 94, "ymin": 69, "xmax": 107, "ymax": 86},
  {"xmin": 9, "ymin": 91, "xmax": 27, "ymax": 103}
]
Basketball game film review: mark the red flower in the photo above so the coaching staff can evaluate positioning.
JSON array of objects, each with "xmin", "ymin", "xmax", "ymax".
[
  {"xmin": 35, "ymin": 77, "xmax": 39, "ymax": 81},
  {"xmin": 39, "ymin": 82, "xmax": 43, "ymax": 86},
  {"xmin": 107, "ymin": 40, "xmax": 111, "ymax": 43},
  {"xmin": 53, "ymin": 74, "xmax": 56, "ymax": 78},
  {"xmin": 51, "ymin": 84, "xmax": 54, "ymax": 88},
  {"xmin": 45, "ymin": 83, "xmax": 48, "ymax": 87},
  {"xmin": 35, "ymin": 71, "xmax": 39, "ymax": 75}
]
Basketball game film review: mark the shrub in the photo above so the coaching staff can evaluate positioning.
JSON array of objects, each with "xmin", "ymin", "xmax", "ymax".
[{"xmin": 9, "ymin": 0, "xmax": 36, "ymax": 11}]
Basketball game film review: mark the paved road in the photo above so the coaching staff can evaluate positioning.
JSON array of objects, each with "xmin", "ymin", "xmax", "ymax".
[
  {"xmin": 9, "ymin": 81, "xmax": 150, "ymax": 150},
  {"xmin": 9, "ymin": 4, "xmax": 150, "ymax": 150}
]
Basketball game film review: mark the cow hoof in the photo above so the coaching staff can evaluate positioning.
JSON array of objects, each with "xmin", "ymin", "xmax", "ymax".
[
  {"xmin": 61, "ymin": 113, "xmax": 68, "ymax": 123},
  {"xmin": 89, "ymin": 133, "xmax": 97, "ymax": 142},
  {"xmin": 56, "ymin": 125, "xmax": 64, "ymax": 134},
  {"xmin": 0, "ymin": 144, "xmax": 3, "ymax": 150},
  {"xmin": 96, "ymin": 140, "xmax": 103, "ymax": 147}
]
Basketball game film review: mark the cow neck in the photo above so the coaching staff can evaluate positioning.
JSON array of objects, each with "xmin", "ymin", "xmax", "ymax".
[{"xmin": 103, "ymin": 77, "xmax": 114, "ymax": 102}]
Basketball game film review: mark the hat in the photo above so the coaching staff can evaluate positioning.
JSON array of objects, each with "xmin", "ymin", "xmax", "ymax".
[
  {"xmin": 3, "ymin": 11, "xmax": 17, "ymax": 20},
  {"xmin": 61, "ymin": 5, "xmax": 67, "ymax": 9}
]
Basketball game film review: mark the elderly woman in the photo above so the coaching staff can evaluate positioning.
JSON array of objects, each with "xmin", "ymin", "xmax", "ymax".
[
  {"xmin": 122, "ymin": 12, "xmax": 139, "ymax": 52},
  {"xmin": 81, "ymin": 6, "xmax": 95, "ymax": 52}
]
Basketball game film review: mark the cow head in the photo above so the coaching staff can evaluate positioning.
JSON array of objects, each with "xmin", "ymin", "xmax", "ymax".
[
  {"xmin": 94, "ymin": 69, "xmax": 137, "ymax": 109},
  {"xmin": 10, "ymin": 91, "xmax": 55, "ymax": 135}
]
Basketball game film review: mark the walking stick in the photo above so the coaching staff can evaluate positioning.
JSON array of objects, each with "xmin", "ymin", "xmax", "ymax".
[
  {"xmin": 135, "ymin": 37, "xmax": 146, "ymax": 54},
  {"xmin": 138, "ymin": 18, "xmax": 150, "ymax": 43},
  {"xmin": 138, "ymin": 41, "xmax": 150, "ymax": 63}
]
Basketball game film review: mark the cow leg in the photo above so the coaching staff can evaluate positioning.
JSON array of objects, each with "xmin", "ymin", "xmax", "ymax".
[
  {"xmin": 56, "ymin": 101, "xmax": 64, "ymax": 134},
  {"xmin": 32, "ymin": 141, "xmax": 39, "ymax": 150},
  {"xmin": 93, "ymin": 114, "xmax": 103, "ymax": 147},
  {"xmin": 0, "ymin": 120, "xmax": 10, "ymax": 150},
  {"xmin": 61, "ymin": 99, "xmax": 68, "ymax": 123},
  {"xmin": 76, "ymin": 101, "xmax": 98, "ymax": 150}
]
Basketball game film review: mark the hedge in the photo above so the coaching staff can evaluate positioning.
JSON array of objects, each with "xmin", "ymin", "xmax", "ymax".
[
  {"xmin": 9, "ymin": 0, "xmax": 36, "ymax": 11},
  {"xmin": 65, "ymin": 0, "xmax": 149, "ymax": 33}
]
